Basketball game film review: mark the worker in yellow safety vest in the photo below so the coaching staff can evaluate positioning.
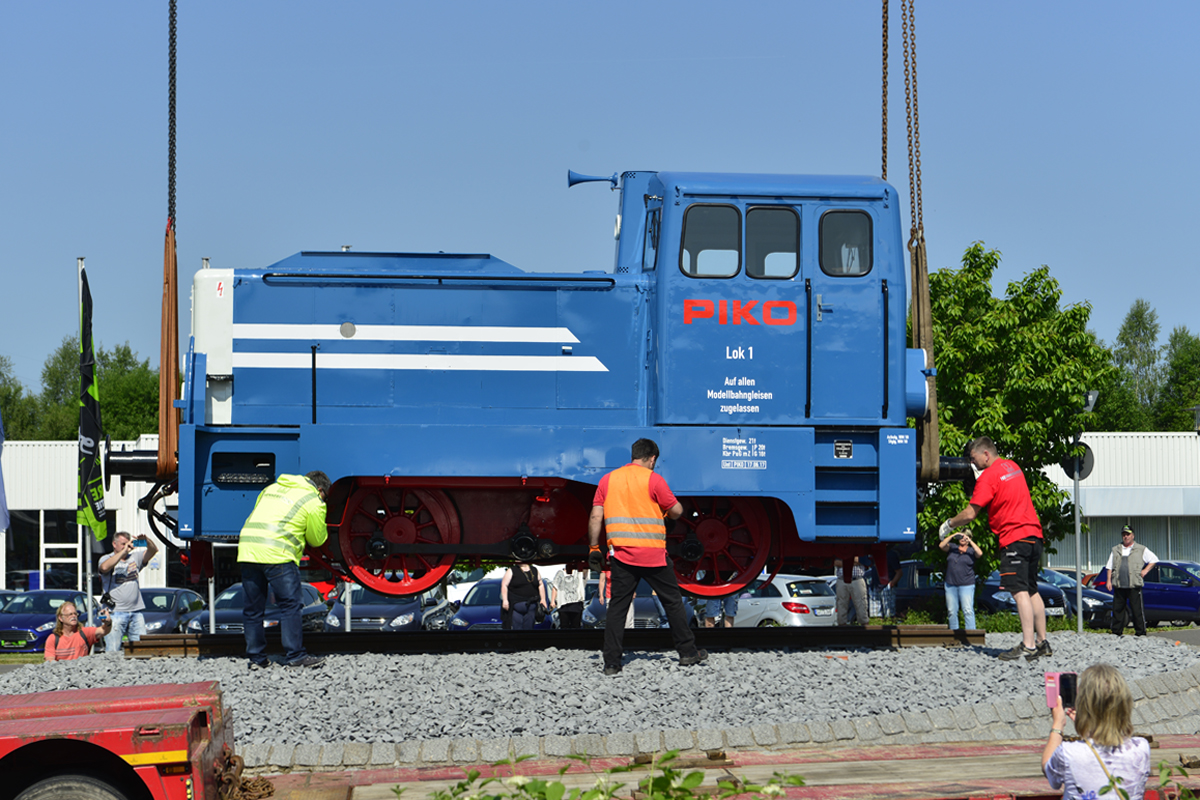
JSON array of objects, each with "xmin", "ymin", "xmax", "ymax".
[
  {"xmin": 237, "ymin": 471, "xmax": 331, "ymax": 669},
  {"xmin": 588, "ymin": 438, "xmax": 706, "ymax": 676}
]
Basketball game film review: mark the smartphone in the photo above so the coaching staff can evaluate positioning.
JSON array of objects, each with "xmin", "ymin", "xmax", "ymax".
[
  {"xmin": 1045, "ymin": 671, "xmax": 1078, "ymax": 708},
  {"xmin": 1059, "ymin": 672, "xmax": 1078, "ymax": 709}
]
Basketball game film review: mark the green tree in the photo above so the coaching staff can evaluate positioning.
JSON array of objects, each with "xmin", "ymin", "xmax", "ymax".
[
  {"xmin": 917, "ymin": 243, "xmax": 1113, "ymax": 571},
  {"xmin": 1090, "ymin": 361, "xmax": 1154, "ymax": 432},
  {"xmin": 97, "ymin": 342, "xmax": 159, "ymax": 441},
  {"xmin": 0, "ymin": 355, "xmax": 39, "ymax": 440},
  {"xmin": 35, "ymin": 336, "xmax": 80, "ymax": 440},
  {"xmin": 1154, "ymin": 326, "xmax": 1200, "ymax": 432},
  {"xmin": 30, "ymin": 336, "xmax": 160, "ymax": 441},
  {"xmin": 1112, "ymin": 299, "xmax": 1162, "ymax": 413}
]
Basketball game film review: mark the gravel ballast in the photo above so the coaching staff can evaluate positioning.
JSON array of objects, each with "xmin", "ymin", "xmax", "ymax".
[{"xmin": 3, "ymin": 633, "xmax": 1197, "ymax": 753}]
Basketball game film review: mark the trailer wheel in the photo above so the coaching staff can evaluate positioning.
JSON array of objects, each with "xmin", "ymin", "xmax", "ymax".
[{"xmin": 16, "ymin": 773, "xmax": 130, "ymax": 800}]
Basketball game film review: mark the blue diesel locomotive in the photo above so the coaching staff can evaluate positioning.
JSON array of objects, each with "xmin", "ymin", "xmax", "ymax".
[{"xmin": 169, "ymin": 170, "xmax": 943, "ymax": 597}]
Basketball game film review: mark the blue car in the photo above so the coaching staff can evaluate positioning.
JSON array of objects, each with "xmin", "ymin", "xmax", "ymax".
[
  {"xmin": 448, "ymin": 578, "xmax": 553, "ymax": 631},
  {"xmin": 1095, "ymin": 560, "xmax": 1200, "ymax": 626},
  {"xmin": 141, "ymin": 587, "xmax": 208, "ymax": 635},
  {"xmin": 0, "ymin": 590, "xmax": 92, "ymax": 654},
  {"xmin": 325, "ymin": 584, "xmax": 426, "ymax": 632}
]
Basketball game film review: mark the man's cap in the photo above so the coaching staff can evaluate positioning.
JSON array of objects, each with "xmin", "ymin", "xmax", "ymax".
[{"xmin": 1121, "ymin": 525, "xmax": 1134, "ymax": 535}]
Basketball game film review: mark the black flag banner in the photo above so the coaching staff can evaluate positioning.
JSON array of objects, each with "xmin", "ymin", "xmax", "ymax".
[{"xmin": 77, "ymin": 264, "xmax": 107, "ymax": 541}]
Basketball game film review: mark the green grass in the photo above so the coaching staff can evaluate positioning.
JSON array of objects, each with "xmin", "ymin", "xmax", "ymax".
[{"xmin": 0, "ymin": 654, "xmax": 42, "ymax": 665}]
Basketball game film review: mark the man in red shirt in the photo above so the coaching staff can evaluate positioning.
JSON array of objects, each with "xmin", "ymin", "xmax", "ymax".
[
  {"xmin": 941, "ymin": 436, "xmax": 1051, "ymax": 661},
  {"xmin": 588, "ymin": 438, "xmax": 705, "ymax": 676}
]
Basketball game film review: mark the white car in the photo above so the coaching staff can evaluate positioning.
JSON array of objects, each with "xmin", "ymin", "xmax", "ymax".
[{"xmin": 733, "ymin": 574, "xmax": 838, "ymax": 627}]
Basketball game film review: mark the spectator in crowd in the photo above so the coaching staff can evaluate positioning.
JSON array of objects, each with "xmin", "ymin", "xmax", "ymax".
[
  {"xmin": 940, "ymin": 532, "xmax": 982, "ymax": 630},
  {"xmin": 599, "ymin": 568, "xmax": 634, "ymax": 628},
  {"xmin": 881, "ymin": 546, "xmax": 902, "ymax": 620},
  {"xmin": 1043, "ymin": 663, "xmax": 1150, "ymax": 800},
  {"xmin": 942, "ymin": 436, "xmax": 1050, "ymax": 661},
  {"xmin": 553, "ymin": 568, "xmax": 587, "ymax": 629},
  {"xmin": 588, "ymin": 438, "xmax": 705, "ymax": 675},
  {"xmin": 705, "ymin": 595, "xmax": 737, "ymax": 627},
  {"xmin": 98, "ymin": 530, "xmax": 158, "ymax": 654},
  {"xmin": 237, "ymin": 471, "xmax": 330, "ymax": 669},
  {"xmin": 501, "ymin": 562, "xmax": 547, "ymax": 630},
  {"xmin": 44, "ymin": 601, "xmax": 111, "ymax": 661},
  {"xmin": 1103, "ymin": 525, "xmax": 1157, "ymax": 637},
  {"xmin": 833, "ymin": 556, "xmax": 869, "ymax": 626}
]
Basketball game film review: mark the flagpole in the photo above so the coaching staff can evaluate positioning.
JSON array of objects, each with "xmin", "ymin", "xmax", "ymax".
[{"xmin": 77, "ymin": 258, "xmax": 96, "ymax": 626}]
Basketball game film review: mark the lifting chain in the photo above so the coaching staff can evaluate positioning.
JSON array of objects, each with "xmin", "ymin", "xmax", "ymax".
[
  {"xmin": 881, "ymin": 0, "xmax": 889, "ymax": 180},
  {"xmin": 885, "ymin": 0, "xmax": 939, "ymax": 482},
  {"xmin": 167, "ymin": 0, "xmax": 177, "ymax": 225},
  {"xmin": 213, "ymin": 744, "xmax": 276, "ymax": 800}
]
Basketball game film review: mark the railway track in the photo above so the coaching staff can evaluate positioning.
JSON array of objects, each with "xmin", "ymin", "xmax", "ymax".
[{"xmin": 124, "ymin": 625, "xmax": 983, "ymax": 658}]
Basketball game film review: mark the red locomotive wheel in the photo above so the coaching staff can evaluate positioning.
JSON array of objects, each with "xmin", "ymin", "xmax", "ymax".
[
  {"xmin": 338, "ymin": 484, "xmax": 461, "ymax": 596},
  {"xmin": 669, "ymin": 496, "xmax": 770, "ymax": 597}
]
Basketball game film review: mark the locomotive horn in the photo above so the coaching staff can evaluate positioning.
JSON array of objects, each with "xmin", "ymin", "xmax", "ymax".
[{"xmin": 567, "ymin": 170, "xmax": 619, "ymax": 189}]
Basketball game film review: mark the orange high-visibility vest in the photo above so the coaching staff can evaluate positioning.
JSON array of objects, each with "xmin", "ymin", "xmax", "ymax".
[{"xmin": 603, "ymin": 464, "xmax": 666, "ymax": 551}]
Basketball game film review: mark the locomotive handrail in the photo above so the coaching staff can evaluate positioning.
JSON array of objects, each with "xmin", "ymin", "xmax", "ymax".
[
  {"xmin": 261, "ymin": 272, "xmax": 620, "ymax": 288},
  {"xmin": 882, "ymin": 279, "xmax": 890, "ymax": 418}
]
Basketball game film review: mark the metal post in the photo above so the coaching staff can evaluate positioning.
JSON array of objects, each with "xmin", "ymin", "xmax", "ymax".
[
  {"xmin": 85, "ymin": 533, "xmax": 95, "ymax": 626},
  {"xmin": 345, "ymin": 583, "xmax": 352, "ymax": 632},
  {"xmin": 1074, "ymin": 446, "xmax": 1083, "ymax": 635},
  {"xmin": 208, "ymin": 576, "xmax": 216, "ymax": 634}
]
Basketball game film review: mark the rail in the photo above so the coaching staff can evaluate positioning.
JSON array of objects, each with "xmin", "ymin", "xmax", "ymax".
[{"xmin": 123, "ymin": 625, "xmax": 983, "ymax": 658}]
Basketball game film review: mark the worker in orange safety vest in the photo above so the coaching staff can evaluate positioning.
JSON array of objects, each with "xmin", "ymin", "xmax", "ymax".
[{"xmin": 588, "ymin": 438, "xmax": 707, "ymax": 676}]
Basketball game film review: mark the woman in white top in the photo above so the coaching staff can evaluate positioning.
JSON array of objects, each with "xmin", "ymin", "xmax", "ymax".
[{"xmin": 1043, "ymin": 663, "xmax": 1151, "ymax": 800}]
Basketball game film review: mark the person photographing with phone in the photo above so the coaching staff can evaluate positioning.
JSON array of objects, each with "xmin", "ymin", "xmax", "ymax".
[
  {"xmin": 1043, "ymin": 663, "xmax": 1150, "ymax": 800},
  {"xmin": 98, "ymin": 531, "xmax": 158, "ymax": 654}
]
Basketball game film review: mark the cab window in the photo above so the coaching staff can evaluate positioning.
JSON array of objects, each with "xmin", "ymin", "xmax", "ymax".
[
  {"xmin": 746, "ymin": 207, "xmax": 799, "ymax": 279},
  {"xmin": 819, "ymin": 210, "xmax": 873, "ymax": 276},
  {"xmin": 680, "ymin": 204, "xmax": 740, "ymax": 278}
]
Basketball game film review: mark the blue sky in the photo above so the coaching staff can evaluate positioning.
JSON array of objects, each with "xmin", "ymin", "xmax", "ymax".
[{"xmin": 2, "ymin": 1, "xmax": 1196, "ymax": 390}]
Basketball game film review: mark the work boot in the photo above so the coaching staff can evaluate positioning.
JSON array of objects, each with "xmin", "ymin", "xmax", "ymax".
[
  {"xmin": 1033, "ymin": 638, "xmax": 1053, "ymax": 658},
  {"xmin": 997, "ymin": 643, "xmax": 1037, "ymax": 661},
  {"xmin": 286, "ymin": 654, "xmax": 326, "ymax": 669},
  {"xmin": 603, "ymin": 665, "xmax": 622, "ymax": 676},
  {"xmin": 248, "ymin": 660, "xmax": 271, "ymax": 671},
  {"xmin": 679, "ymin": 649, "xmax": 708, "ymax": 666}
]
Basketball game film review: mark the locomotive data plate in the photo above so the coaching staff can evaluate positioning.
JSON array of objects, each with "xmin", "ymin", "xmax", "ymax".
[{"xmin": 834, "ymin": 440, "xmax": 853, "ymax": 459}]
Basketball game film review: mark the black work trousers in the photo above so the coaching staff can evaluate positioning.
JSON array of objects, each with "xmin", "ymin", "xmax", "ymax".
[
  {"xmin": 1111, "ymin": 586, "xmax": 1147, "ymax": 636},
  {"xmin": 603, "ymin": 557, "xmax": 698, "ymax": 668}
]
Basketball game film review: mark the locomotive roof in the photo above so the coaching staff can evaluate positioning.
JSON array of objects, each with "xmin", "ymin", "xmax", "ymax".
[
  {"xmin": 261, "ymin": 251, "xmax": 524, "ymax": 274},
  {"xmin": 655, "ymin": 171, "xmax": 891, "ymax": 200}
]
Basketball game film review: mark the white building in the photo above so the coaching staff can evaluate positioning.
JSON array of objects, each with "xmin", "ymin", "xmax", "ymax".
[
  {"xmin": 0, "ymin": 436, "xmax": 169, "ymax": 591},
  {"xmin": 1045, "ymin": 432, "xmax": 1200, "ymax": 570}
]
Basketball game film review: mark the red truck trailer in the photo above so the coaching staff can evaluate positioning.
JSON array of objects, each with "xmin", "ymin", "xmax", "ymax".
[{"xmin": 0, "ymin": 681, "xmax": 234, "ymax": 800}]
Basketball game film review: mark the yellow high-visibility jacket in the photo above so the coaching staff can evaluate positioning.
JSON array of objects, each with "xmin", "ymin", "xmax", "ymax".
[{"xmin": 236, "ymin": 474, "xmax": 328, "ymax": 565}]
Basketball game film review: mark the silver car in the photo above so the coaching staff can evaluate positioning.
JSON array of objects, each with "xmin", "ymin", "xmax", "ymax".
[{"xmin": 733, "ymin": 574, "xmax": 837, "ymax": 627}]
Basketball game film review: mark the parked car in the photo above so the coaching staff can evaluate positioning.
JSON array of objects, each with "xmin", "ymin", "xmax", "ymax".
[
  {"xmin": 0, "ymin": 590, "xmax": 91, "ymax": 653},
  {"xmin": 182, "ymin": 582, "xmax": 327, "ymax": 634},
  {"xmin": 1052, "ymin": 567, "xmax": 1099, "ymax": 587},
  {"xmin": 980, "ymin": 570, "xmax": 1068, "ymax": 616},
  {"xmin": 1094, "ymin": 560, "xmax": 1200, "ymax": 626},
  {"xmin": 1038, "ymin": 568, "xmax": 1111, "ymax": 628},
  {"xmin": 891, "ymin": 560, "xmax": 1067, "ymax": 620},
  {"xmin": 448, "ymin": 578, "xmax": 554, "ymax": 631},
  {"xmin": 422, "ymin": 597, "xmax": 459, "ymax": 630},
  {"xmin": 581, "ymin": 578, "xmax": 696, "ymax": 629},
  {"xmin": 0, "ymin": 590, "xmax": 19, "ymax": 612},
  {"xmin": 732, "ymin": 574, "xmax": 837, "ymax": 627},
  {"xmin": 444, "ymin": 567, "xmax": 506, "ymax": 605},
  {"xmin": 141, "ymin": 587, "xmax": 208, "ymax": 634},
  {"xmin": 324, "ymin": 583, "xmax": 424, "ymax": 632}
]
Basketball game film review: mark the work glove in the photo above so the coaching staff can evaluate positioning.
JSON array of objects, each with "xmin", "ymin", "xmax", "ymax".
[
  {"xmin": 939, "ymin": 520, "xmax": 953, "ymax": 539},
  {"xmin": 588, "ymin": 546, "xmax": 604, "ymax": 572}
]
